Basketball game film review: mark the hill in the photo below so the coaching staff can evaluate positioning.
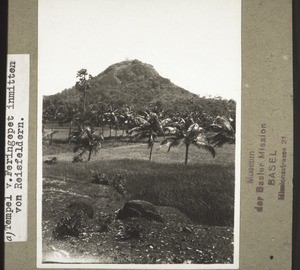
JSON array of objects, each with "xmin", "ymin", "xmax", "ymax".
[{"xmin": 45, "ymin": 59, "xmax": 235, "ymax": 116}]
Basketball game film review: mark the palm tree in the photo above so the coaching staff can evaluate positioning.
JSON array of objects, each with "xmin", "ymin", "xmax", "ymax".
[
  {"xmin": 208, "ymin": 116, "xmax": 235, "ymax": 147},
  {"xmin": 160, "ymin": 117, "xmax": 172, "ymax": 139},
  {"xmin": 159, "ymin": 117, "xmax": 215, "ymax": 164},
  {"xmin": 103, "ymin": 105, "xmax": 119, "ymax": 138},
  {"xmin": 73, "ymin": 126, "xmax": 103, "ymax": 161},
  {"xmin": 128, "ymin": 112, "xmax": 163, "ymax": 161},
  {"xmin": 75, "ymin": 69, "xmax": 92, "ymax": 128},
  {"xmin": 117, "ymin": 105, "xmax": 134, "ymax": 137}
]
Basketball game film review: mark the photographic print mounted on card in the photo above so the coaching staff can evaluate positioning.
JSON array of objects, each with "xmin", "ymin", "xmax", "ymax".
[
  {"xmin": 4, "ymin": 0, "xmax": 293, "ymax": 270},
  {"xmin": 37, "ymin": 0, "xmax": 241, "ymax": 267}
]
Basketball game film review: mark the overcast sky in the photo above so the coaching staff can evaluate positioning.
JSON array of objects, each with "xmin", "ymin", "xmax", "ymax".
[{"xmin": 39, "ymin": 0, "xmax": 241, "ymax": 100}]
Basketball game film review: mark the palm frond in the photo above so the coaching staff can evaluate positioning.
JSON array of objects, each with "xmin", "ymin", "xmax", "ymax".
[
  {"xmin": 128, "ymin": 126, "xmax": 142, "ymax": 135},
  {"xmin": 163, "ymin": 126, "xmax": 178, "ymax": 134},
  {"xmin": 213, "ymin": 116, "xmax": 233, "ymax": 131},
  {"xmin": 158, "ymin": 137, "xmax": 173, "ymax": 150},
  {"xmin": 161, "ymin": 118, "xmax": 172, "ymax": 127},
  {"xmin": 209, "ymin": 132, "xmax": 235, "ymax": 147},
  {"xmin": 195, "ymin": 133, "xmax": 207, "ymax": 142},
  {"xmin": 209, "ymin": 123, "xmax": 223, "ymax": 132},
  {"xmin": 137, "ymin": 110, "xmax": 150, "ymax": 120},
  {"xmin": 187, "ymin": 123, "xmax": 200, "ymax": 132},
  {"xmin": 149, "ymin": 112, "xmax": 159, "ymax": 120},
  {"xmin": 158, "ymin": 137, "xmax": 183, "ymax": 152},
  {"xmin": 194, "ymin": 141, "xmax": 216, "ymax": 158},
  {"xmin": 133, "ymin": 116, "xmax": 149, "ymax": 127}
]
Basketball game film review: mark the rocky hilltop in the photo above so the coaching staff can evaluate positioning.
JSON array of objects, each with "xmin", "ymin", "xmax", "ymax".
[
  {"xmin": 47, "ymin": 60, "xmax": 197, "ymax": 109},
  {"xmin": 46, "ymin": 59, "xmax": 235, "ymax": 116}
]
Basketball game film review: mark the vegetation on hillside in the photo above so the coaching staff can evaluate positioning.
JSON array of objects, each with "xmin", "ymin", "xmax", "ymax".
[{"xmin": 44, "ymin": 60, "xmax": 236, "ymax": 119}]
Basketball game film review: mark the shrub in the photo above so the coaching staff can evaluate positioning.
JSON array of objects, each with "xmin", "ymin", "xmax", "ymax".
[
  {"xmin": 53, "ymin": 202, "xmax": 94, "ymax": 239},
  {"xmin": 72, "ymin": 154, "xmax": 83, "ymax": 163},
  {"xmin": 95, "ymin": 212, "xmax": 114, "ymax": 233},
  {"xmin": 53, "ymin": 212, "xmax": 82, "ymax": 239},
  {"xmin": 89, "ymin": 170, "xmax": 129, "ymax": 199},
  {"xmin": 110, "ymin": 171, "xmax": 128, "ymax": 198},
  {"xmin": 89, "ymin": 171, "xmax": 109, "ymax": 185}
]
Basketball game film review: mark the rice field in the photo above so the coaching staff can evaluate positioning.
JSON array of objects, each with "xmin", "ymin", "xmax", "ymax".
[{"xmin": 43, "ymin": 139, "xmax": 235, "ymax": 226}]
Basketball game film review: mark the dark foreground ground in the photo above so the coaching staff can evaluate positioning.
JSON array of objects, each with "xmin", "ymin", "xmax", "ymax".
[{"xmin": 42, "ymin": 176, "xmax": 234, "ymax": 264}]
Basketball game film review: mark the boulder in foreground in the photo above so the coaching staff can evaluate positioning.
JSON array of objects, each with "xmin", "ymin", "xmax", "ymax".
[{"xmin": 116, "ymin": 200, "xmax": 163, "ymax": 223}]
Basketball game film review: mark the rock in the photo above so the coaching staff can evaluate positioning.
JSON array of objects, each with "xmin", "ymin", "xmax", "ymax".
[
  {"xmin": 116, "ymin": 200, "xmax": 163, "ymax": 222},
  {"xmin": 44, "ymin": 157, "xmax": 57, "ymax": 165}
]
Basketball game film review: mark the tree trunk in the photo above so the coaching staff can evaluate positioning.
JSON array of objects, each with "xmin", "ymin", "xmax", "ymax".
[
  {"xmin": 82, "ymin": 90, "xmax": 86, "ymax": 128},
  {"xmin": 149, "ymin": 144, "xmax": 153, "ymax": 161},
  {"xmin": 50, "ymin": 120, "xmax": 54, "ymax": 145},
  {"xmin": 115, "ymin": 127, "xmax": 118, "ymax": 139},
  {"xmin": 109, "ymin": 125, "xmax": 112, "ymax": 137},
  {"xmin": 88, "ymin": 149, "xmax": 92, "ymax": 161},
  {"xmin": 68, "ymin": 120, "xmax": 72, "ymax": 143},
  {"xmin": 99, "ymin": 124, "xmax": 102, "ymax": 136},
  {"xmin": 185, "ymin": 144, "xmax": 189, "ymax": 165}
]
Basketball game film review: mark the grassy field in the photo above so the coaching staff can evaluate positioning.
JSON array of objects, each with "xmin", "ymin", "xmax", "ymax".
[
  {"xmin": 44, "ymin": 157, "xmax": 234, "ymax": 226},
  {"xmin": 44, "ymin": 138, "xmax": 234, "ymax": 164},
  {"xmin": 42, "ymin": 137, "xmax": 236, "ymax": 264}
]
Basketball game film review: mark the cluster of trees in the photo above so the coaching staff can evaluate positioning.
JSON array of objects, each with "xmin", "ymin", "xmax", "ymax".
[{"xmin": 43, "ymin": 69, "xmax": 236, "ymax": 164}]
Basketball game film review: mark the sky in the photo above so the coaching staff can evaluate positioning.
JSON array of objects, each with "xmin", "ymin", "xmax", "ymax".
[{"xmin": 39, "ymin": 0, "xmax": 241, "ymax": 100}]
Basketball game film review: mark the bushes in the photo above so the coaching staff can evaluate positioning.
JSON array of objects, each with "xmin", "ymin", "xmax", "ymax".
[
  {"xmin": 90, "ymin": 171, "xmax": 109, "ymax": 184},
  {"xmin": 53, "ymin": 212, "xmax": 83, "ymax": 239},
  {"xmin": 53, "ymin": 201, "xmax": 94, "ymax": 239},
  {"xmin": 89, "ymin": 170, "xmax": 129, "ymax": 199}
]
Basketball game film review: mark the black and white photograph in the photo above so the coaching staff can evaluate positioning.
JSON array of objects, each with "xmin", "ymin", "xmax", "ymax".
[{"xmin": 37, "ymin": 0, "xmax": 241, "ymax": 267}]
